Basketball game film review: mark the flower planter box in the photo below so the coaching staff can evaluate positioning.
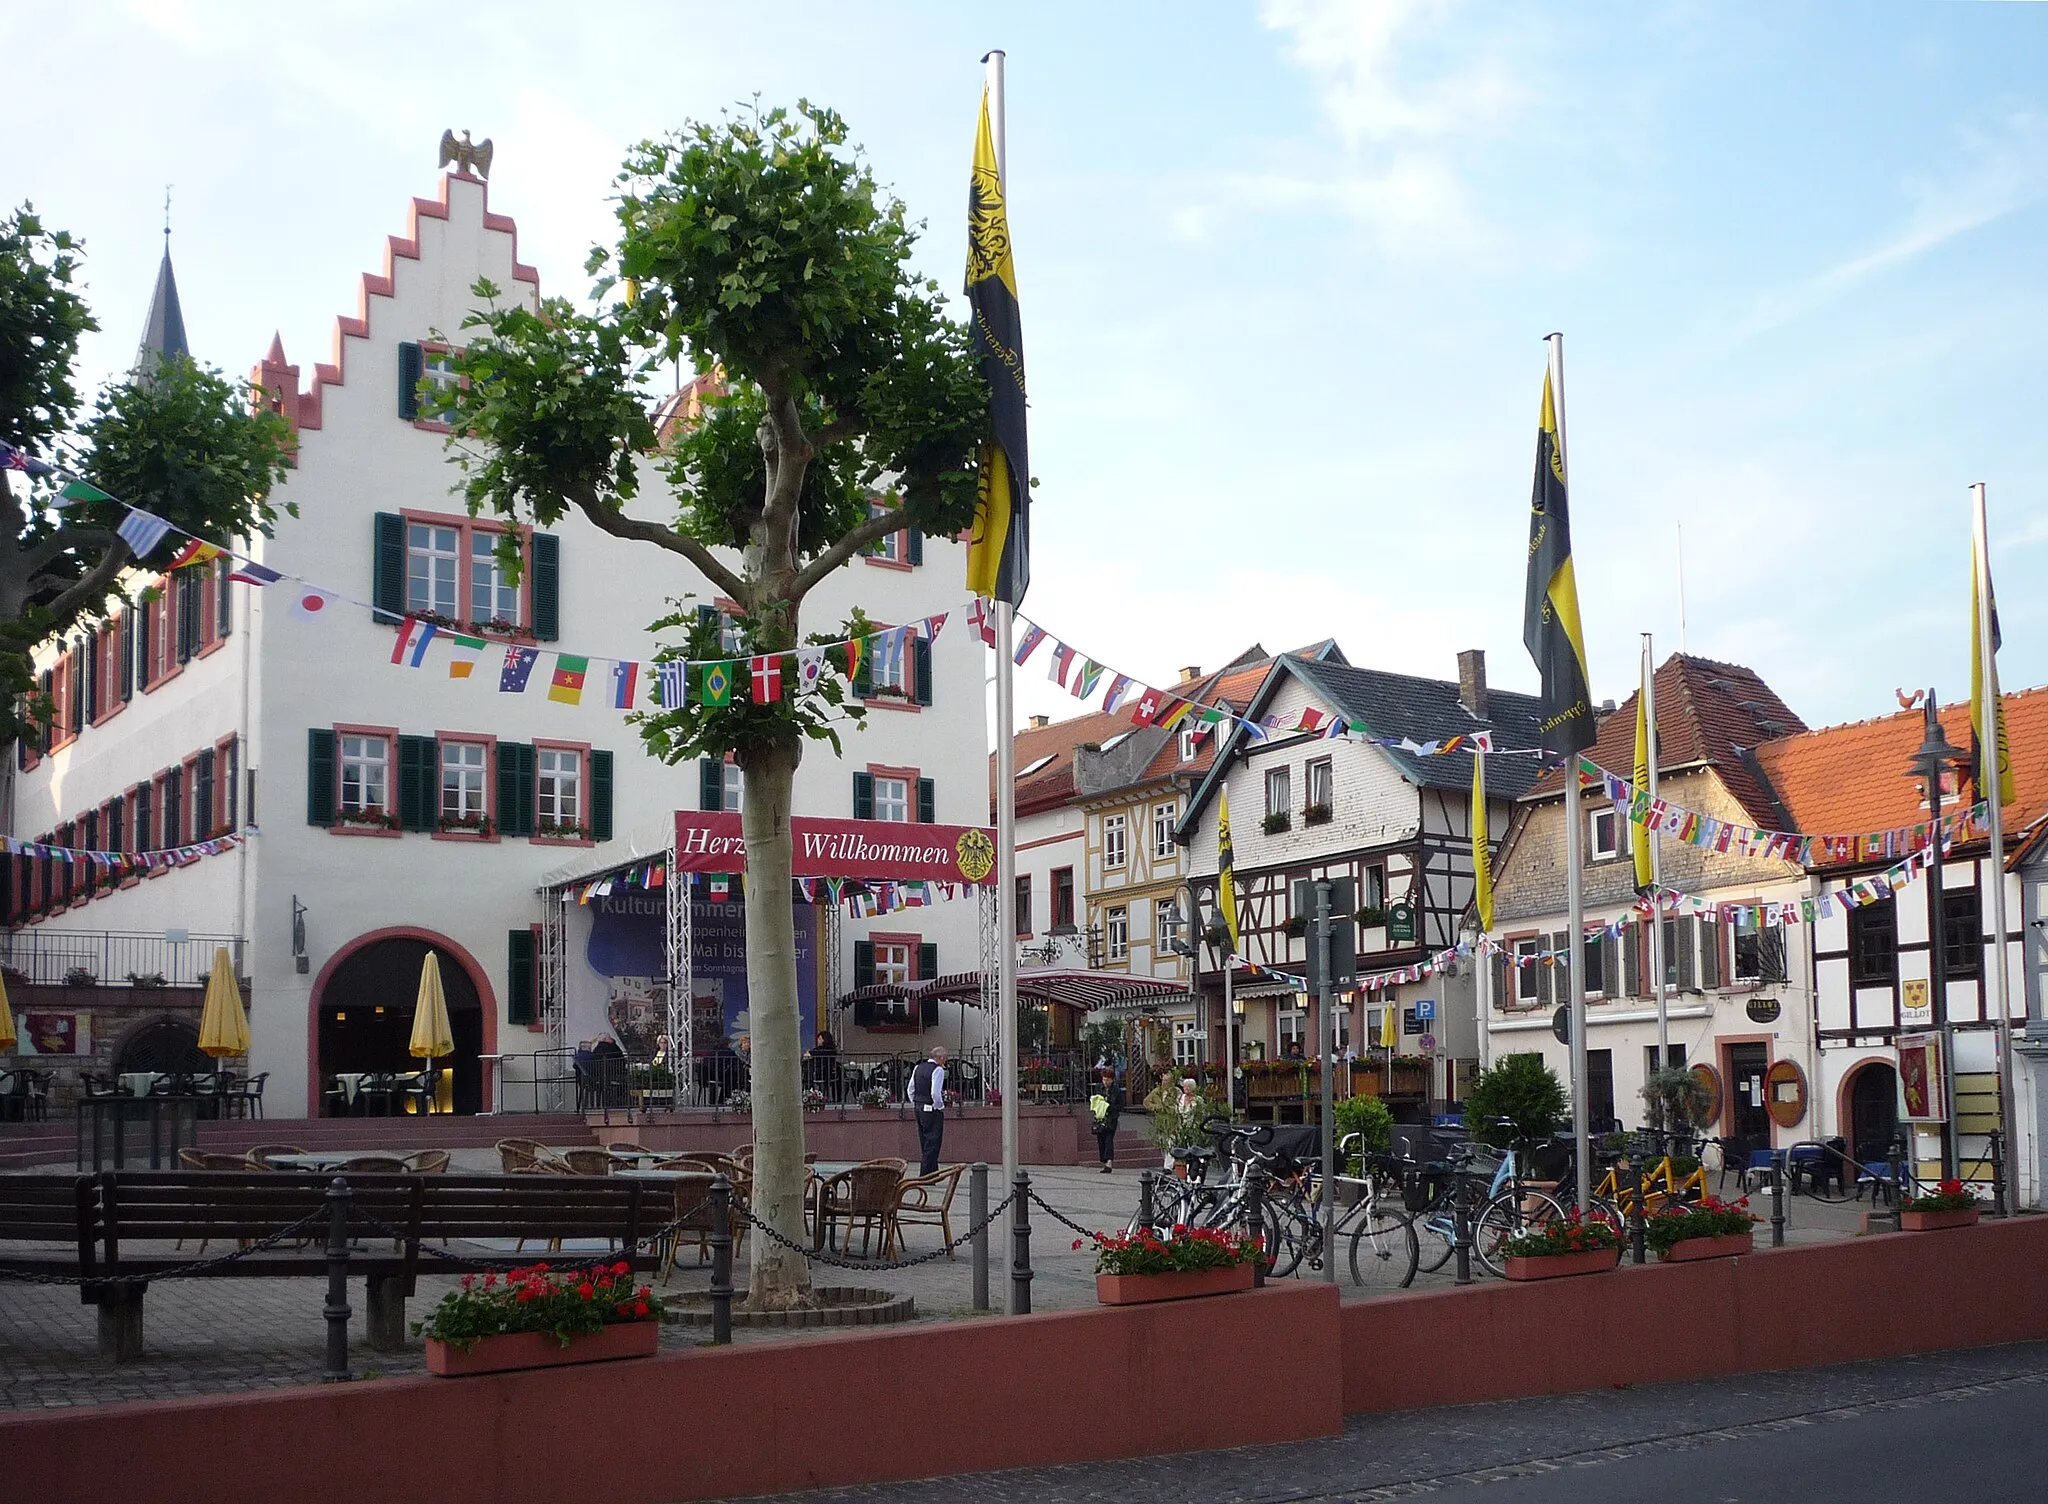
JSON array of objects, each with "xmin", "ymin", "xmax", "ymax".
[
  {"xmin": 425, "ymin": 1320, "xmax": 659, "ymax": 1377},
  {"xmin": 1096, "ymin": 1264, "xmax": 1255, "ymax": 1306},
  {"xmin": 1658, "ymin": 1231, "xmax": 1754, "ymax": 1262},
  {"xmin": 1502, "ymin": 1246, "xmax": 1622, "ymax": 1281},
  {"xmin": 1900, "ymin": 1207, "xmax": 1981, "ymax": 1232}
]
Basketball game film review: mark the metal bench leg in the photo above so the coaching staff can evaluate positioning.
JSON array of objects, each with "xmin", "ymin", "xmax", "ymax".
[
  {"xmin": 96, "ymin": 1285, "xmax": 145, "ymax": 1362},
  {"xmin": 364, "ymin": 1276, "xmax": 407, "ymax": 1352}
]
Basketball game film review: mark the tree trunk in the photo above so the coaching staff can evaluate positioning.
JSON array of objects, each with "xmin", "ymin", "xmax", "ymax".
[{"xmin": 737, "ymin": 733, "xmax": 812, "ymax": 1308}]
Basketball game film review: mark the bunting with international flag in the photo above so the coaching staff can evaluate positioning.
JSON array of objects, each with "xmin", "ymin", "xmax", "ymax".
[
  {"xmin": 611, "ymin": 659, "xmax": 639, "ymax": 709},
  {"xmin": 166, "ymin": 539, "xmax": 223, "ymax": 570},
  {"xmin": 963, "ymin": 83, "xmax": 1030, "ymax": 606},
  {"xmin": 702, "ymin": 661, "xmax": 733, "ymax": 707},
  {"xmin": 446, "ymin": 633, "xmax": 487, "ymax": 679},
  {"xmin": 1522, "ymin": 366, "xmax": 1595, "ymax": 755},
  {"xmin": 548, "ymin": 655, "xmax": 589, "ymax": 705},
  {"xmin": 1970, "ymin": 531, "xmax": 2014, "ymax": 806}
]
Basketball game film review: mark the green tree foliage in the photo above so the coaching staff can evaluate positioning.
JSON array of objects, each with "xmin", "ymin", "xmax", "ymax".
[
  {"xmin": 0, "ymin": 205, "xmax": 294, "ymax": 748},
  {"xmin": 1333, "ymin": 1093, "xmax": 1394, "ymax": 1171},
  {"xmin": 440, "ymin": 103, "xmax": 989, "ymax": 1306},
  {"xmin": 1465, "ymin": 1052, "xmax": 1570, "ymax": 1150}
]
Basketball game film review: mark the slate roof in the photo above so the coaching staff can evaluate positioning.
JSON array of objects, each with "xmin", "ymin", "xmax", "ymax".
[
  {"xmin": 1753, "ymin": 686, "xmax": 2048, "ymax": 866},
  {"xmin": 1526, "ymin": 654, "xmax": 1807, "ymax": 828},
  {"xmin": 1001, "ymin": 704, "xmax": 1143, "ymax": 819},
  {"xmin": 135, "ymin": 246, "xmax": 189, "ymax": 373}
]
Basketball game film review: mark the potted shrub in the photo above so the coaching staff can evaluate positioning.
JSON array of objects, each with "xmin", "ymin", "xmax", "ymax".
[
  {"xmin": 1083, "ymin": 1225, "xmax": 1262, "ymax": 1305},
  {"xmin": 1647, "ymin": 1194, "xmax": 1757, "ymax": 1261},
  {"xmin": 1900, "ymin": 1178, "xmax": 1980, "ymax": 1231},
  {"xmin": 62, "ymin": 966, "xmax": 96, "ymax": 988},
  {"xmin": 417, "ymin": 1262, "xmax": 664, "ymax": 1376},
  {"xmin": 1465, "ymin": 1052, "xmax": 1568, "ymax": 1150},
  {"xmin": 1283, "ymin": 915, "xmax": 1308, "ymax": 938},
  {"xmin": 856, "ymin": 1086, "xmax": 889, "ymax": 1110},
  {"xmin": 1498, "ymin": 1209, "xmax": 1623, "ymax": 1281}
]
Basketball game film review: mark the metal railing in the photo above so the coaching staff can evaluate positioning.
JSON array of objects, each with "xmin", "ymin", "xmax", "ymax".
[{"xmin": 0, "ymin": 929, "xmax": 243, "ymax": 988}]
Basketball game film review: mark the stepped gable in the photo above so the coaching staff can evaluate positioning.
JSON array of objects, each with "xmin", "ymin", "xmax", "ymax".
[
  {"xmin": 1753, "ymin": 685, "xmax": 2048, "ymax": 865},
  {"xmin": 250, "ymin": 171, "xmax": 539, "ymax": 433},
  {"xmin": 1528, "ymin": 654, "xmax": 1806, "ymax": 826}
]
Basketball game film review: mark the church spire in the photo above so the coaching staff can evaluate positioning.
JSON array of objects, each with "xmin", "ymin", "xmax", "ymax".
[{"xmin": 135, "ymin": 191, "xmax": 189, "ymax": 375}]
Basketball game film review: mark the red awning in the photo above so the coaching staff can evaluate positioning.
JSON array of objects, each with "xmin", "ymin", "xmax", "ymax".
[{"xmin": 913, "ymin": 968, "xmax": 1190, "ymax": 1012}]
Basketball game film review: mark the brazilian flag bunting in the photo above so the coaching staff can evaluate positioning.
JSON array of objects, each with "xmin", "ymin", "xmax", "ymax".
[
  {"xmin": 1522, "ymin": 368, "xmax": 1594, "ymax": 755},
  {"xmin": 964, "ymin": 85, "xmax": 1030, "ymax": 607}
]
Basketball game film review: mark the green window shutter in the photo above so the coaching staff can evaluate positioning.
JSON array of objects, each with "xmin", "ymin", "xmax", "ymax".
[
  {"xmin": 83, "ymin": 630, "xmax": 98, "ymax": 722},
  {"xmin": 398, "ymin": 341, "xmax": 422, "ymax": 421},
  {"xmin": 1699, "ymin": 916, "xmax": 1721, "ymax": 990},
  {"xmin": 1674, "ymin": 917, "xmax": 1698, "ymax": 990},
  {"xmin": 918, "ymin": 942, "xmax": 937, "ymax": 981},
  {"xmin": 917, "ymin": 777, "xmax": 936, "ymax": 824},
  {"xmin": 507, "ymin": 927, "xmax": 537, "ymax": 1026},
  {"xmin": 1622, "ymin": 921, "xmax": 1641, "ymax": 998},
  {"xmin": 912, "ymin": 636, "xmax": 933, "ymax": 706},
  {"xmin": 194, "ymin": 750, "xmax": 215, "ymax": 837},
  {"xmin": 120, "ymin": 615, "xmax": 134, "ymax": 702},
  {"xmin": 700, "ymin": 759, "xmax": 724, "ymax": 812},
  {"xmin": 372, "ymin": 512, "xmax": 406, "ymax": 624},
  {"xmin": 530, "ymin": 532, "xmax": 560, "ymax": 641},
  {"xmin": 854, "ymin": 941, "xmax": 875, "ymax": 989},
  {"xmin": 853, "ymin": 772, "xmax": 874, "ymax": 821},
  {"xmin": 217, "ymin": 558, "xmax": 233, "ymax": 638},
  {"xmin": 906, "ymin": 528, "xmax": 924, "ymax": 566},
  {"xmin": 397, "ymin": 734, "xmax": 438, "ymax": 831},
  {"xmin": 920, "ymin": 994, "xmax": 939, "ymax": 1028},
  {"xmin": 591, "ymin": 750, "xmax": 614, "ymax": 841},
  {"xmin": 497, "ymin": 742, "xmax": 535, "ymax": 837},
  {"xmin": 134, "ymin": 607, "xmax": 151, "ymax": 689},
  {"xmin": 307, "ymin": 729, "xmax": 336, "ymax": 827}
]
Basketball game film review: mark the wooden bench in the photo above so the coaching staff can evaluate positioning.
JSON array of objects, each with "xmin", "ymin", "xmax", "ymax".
[{"xmin": 4, "ymin": 1172, "xmax": 663, "ymax": 1360}]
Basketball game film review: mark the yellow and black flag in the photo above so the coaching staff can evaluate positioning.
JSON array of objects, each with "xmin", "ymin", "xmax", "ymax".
[
  {"xmin": 1217, "ymin": 788, "xmax": 1242, "ymax": 955},
  {"xmin": 1523, "ymin": 367, "xmax": 1595, "ymax": 755},
  {"xmin": 964, "ymin": 87, "xmax": 1030, "ymax": 606},
  {"xmin": 1970, "ymin": 531, "xmax": 2015, "ymax": 807}
]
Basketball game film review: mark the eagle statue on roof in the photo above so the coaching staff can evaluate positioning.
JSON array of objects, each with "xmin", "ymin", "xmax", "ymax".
[{"xmin": 439, "ymin": 129, "xmax": 494, "ymax": 179}]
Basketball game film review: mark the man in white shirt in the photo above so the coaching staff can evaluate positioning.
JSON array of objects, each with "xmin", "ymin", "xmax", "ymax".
[{"xmin": 910, "ymin": 1046, "xmax": 948, "ymax": 1175}]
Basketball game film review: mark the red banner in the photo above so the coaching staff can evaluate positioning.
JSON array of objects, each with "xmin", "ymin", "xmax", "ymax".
[{"xmin": 672, "ymin": 812, "xmax": 998, "ymax": 885}]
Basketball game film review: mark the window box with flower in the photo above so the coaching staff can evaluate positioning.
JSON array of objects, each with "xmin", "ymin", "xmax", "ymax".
[
  {"xmin": 336, "ymin": 807, "xmax": 402, "ymax": 833},
  {"xmin": 1262, "ymin": 811, "xmax": 1291, "ymax": 836},
  {"xmin": 416, "ymin": 1261, "xmax": 665, "ymax": 1376},
  {"xmin": 1302, "ymin": 802, "xmax": 1333, "ymax": 827},
  {"xmin": 1498, "ymin": 1209, "xmax": 1624, "ymax": 1280},
  {"xmin": 467, "ymin": 617, "xmax": 523, "ymax": 639},
  {"xmin": 437, "ymin": 812, "xmax": 493, "ymax": 837},
  {"xmin": 1900, "ymin": 1178, "xmax": 1980, "ymax": 1231},
  {"xmin": 1646, "ymin": 1194, "xmax": 1757, "ymax": 1261},
  {"xmin": 535, "ymin": 818, "xmax": 593, "ymax": 841},
  {"xmin": 1084, "ymin": 1224, "xmax": 1262, "ymax": 1305}
]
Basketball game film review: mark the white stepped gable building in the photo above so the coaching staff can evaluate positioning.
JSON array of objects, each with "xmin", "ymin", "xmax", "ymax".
[{"xmin": 10, "ymin": 166, "xmax": 988, "ymax": 1116}]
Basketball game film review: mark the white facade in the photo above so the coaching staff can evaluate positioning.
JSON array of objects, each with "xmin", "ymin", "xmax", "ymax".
[{"xmin": 12, "ymin": 171, "xmax": 988, "ymax": 1116}]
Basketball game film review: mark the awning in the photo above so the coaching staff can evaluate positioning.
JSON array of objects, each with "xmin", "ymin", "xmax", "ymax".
[
  {"xmin": 914, "ymin": 968, "xmax": 1190, "ymax": 1013},
  {"xmin": 537, "ymin": 821, "xmax": 676, "ymax": 891}
]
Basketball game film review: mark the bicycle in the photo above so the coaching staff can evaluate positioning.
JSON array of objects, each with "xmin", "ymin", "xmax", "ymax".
[
  {"xmin": 1593, "ymin": 1128, "xmax": 1709, "ymax": 1218},
  {"xmin": 1403, "ymin": 1140, "xmax": 1571, "ymax": 1278}
]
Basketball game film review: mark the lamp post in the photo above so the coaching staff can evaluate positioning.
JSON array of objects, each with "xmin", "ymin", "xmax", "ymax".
[
  {"xmin": 1166, "ymin": 880, "xmax": 1204, "ymax": 1075},
  {"xmin": 1906, "ymin": 695, "xmax": 1966, "ymax": 1180}
]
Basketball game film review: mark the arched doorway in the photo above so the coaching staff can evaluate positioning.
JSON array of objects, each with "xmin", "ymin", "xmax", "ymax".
[
  {"xmin": 1845, "ymin": 1060, "xmax": 1899, "ymax": 1165},
  {"xmin": 315, "ymin": 935, "xmax": 487, "ymax": 1115},
  {"xmin": 115, "ymin": 1017, "xmax": 211, "ymax": 1075}
]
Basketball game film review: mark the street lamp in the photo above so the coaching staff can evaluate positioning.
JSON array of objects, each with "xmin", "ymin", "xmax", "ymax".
[{"xmin": 1905, "ymin": 694, "xmax": 1967, "ymax": 1180}]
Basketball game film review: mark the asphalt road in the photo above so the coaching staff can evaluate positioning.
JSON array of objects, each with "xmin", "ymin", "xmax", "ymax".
[{"xmin": 727, "ymin": 1341, "xmax": 2048, "ymax": 1503}]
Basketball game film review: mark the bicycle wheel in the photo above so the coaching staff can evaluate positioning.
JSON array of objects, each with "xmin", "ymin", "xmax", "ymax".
[
  {"xmin": 1472, "ymin": 1189, "xmax": 1566, "ymax": 1278},
  {"xmin": 1416, "ymin": 1174, "xmax": 1488, "ymax": 1273},
  {"xmin": 1346, "ymin": 1206, "xmax": 1419, "ymax": 1292},
  {"xmin": 1260, "ymin": 1198, "xmax": 1312, "ymax": 1279}
]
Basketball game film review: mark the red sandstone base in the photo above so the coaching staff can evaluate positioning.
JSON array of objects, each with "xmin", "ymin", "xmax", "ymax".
[
  {"xmin": 1502, "ymin": 1246, "xmax": 1621, "ymax": 1281},
  {"xmin": 425, "ymin": 1320, "xmax": 659, "ymax": 1377},
  {"xmin": 1096, "ymin": 1265, "xmax": 1256, "ymax": 1305},
  {"xmin": 1660, "ymin": 1232, "xmax": 1755, "ymax": 1262},
  {"xmin": 1899, "ymin": 1207, "xmax": 1981, "ymax": 1231}
]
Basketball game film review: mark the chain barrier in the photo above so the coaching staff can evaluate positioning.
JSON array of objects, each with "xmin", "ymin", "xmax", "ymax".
[
  {"xmin": 0, "ymin": 1207, "xmax": 330, "ymax": 1288},
  {"xmin": 1026, "ymin": 1189, "xmax": 1114, "ymax": 1243},
  {"xmin": 727, "ymin": 1187, "xmax": 1017, "ymax": 1272}
]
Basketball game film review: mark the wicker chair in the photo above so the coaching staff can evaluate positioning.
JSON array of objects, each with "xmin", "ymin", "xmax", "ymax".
[
  {"xmin": 496, "ymin": 1138, "xmax": 563, "ymax": 1174},
  {"xmin": 337, "ymin": 1155, "xmax": 410, "ymax": 1174},
  {"xmin": 891, "ymin": 1164, "xmax": 964, "ymax": 1256},
  {"xmin": 174, "ymin": 1151, "xmax": 259, "ymax": 1252},
  {"xmin": 819, "ymin": 1161, "xmax": 904, "ymax": 1258},
  {"xmin": 405, "ymin": 1149, "xmax": 452, "ymax": 1174},
  {"xmin": 243, "ymin": 1144, "xmax": 309, "ymax": 1169},
  {"xmin": 649, "ymin": 1172, "xmax": 720, "ymax": 1282},
  {"xmin": 561, "ymin": 1148, "xmax": 615, "ymax": 1176}
]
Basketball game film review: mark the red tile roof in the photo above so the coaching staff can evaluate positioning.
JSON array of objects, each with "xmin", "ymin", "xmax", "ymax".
[
  {"xmin": 1754, "ymin": 686, "xmax": 2048, "ymax": 861},
  {"xmin": 999, "ymin": 705, "xmax": 1143, "ymax": 819},
  {"xmin": 1531, "ymin": 654, "xmax": 1806, "ymax": 827}
]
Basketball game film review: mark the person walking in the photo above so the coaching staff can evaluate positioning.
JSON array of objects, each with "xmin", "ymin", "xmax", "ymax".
[
  {"xmin": 910, "ymin": 1046, "xmax": 948, "ymax": 1176},
  {"xmin": 1091, "ymin": 1067, "xmax": 1125, "ymax": 1173}
]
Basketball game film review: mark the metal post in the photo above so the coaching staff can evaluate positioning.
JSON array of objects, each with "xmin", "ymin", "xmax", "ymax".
[
  {"xmin": 1888, "ymin": 1141, "xmax": 1905, "ymax": 1233},
  {"xmin": 970, "ymin": 1162, "xmax": 990, "ymax": 1311},
  {"xmin": 1923, "ymin": 702, "xmax": 1959, "ymax": 1182},
  {"xmin": 1452, "ymin": 1160, "xmax": 1472, "ymax": 1286},
  {"xmin": 1644, "ymin": 633, "xmax": 1668, "ymax": 1064},
  {"xmin": 1628, "ymin": 1162, "xmax": 1646, "ymax": 1264},
  {"xmin": 1137, "ymin": 1169, "xmax": 1155, "ymax": 1234},
  {"xmin": 708, "ymin": 1173, "xmax": 733, "ymax": 1345},
  {"xmin": 1009, "ymin": 1170, "xmax": 1032, "ymax": 1314},
  {"xmin": 1770, "ymin": 1166, "xmax": 1786, "ymax": 1248},
  {"xmin": 1990, "ymin": 1133, "xmax": 2007, "ymax": 1218},
  {"xmin": 1316, "ymin": 880, "xmax": 1337, "ymax": 1284},
  {"xmin": 1246, "ymin": 1169, "xmax": 1266, "ymax": 1288},
  {"xmin": 322, "ymin": 1176, "xmax": 353, "ymax": 1383}
]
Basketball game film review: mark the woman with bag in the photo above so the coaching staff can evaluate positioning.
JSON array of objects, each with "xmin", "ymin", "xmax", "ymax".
[{"xmin": 1090, "ymin": 1067, "xmax": 1125, "ymax": 1173}]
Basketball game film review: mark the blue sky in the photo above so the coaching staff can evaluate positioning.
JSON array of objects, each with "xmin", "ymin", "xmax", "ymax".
[{"xmin": 8, "ymin": 1, "xmax": 2047, "ymax": 738}]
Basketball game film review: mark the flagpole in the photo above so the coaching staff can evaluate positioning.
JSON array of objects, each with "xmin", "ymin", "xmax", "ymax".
[
  {"xmin": 1550, "ymin": 330, "xmax": 1592, "ymax": 1217},
  {"xmin": 983, "ymin": 48, "xmax": 1022, "ymax": 1290},
  {"xmin": 1645, "ymin": 633, "xmax": 1667, "ymax": 1066},
  {"xmin": 1223, "ymin": 944, "xmax": 1236, "ymax": 1118},
  {"xmin": 1972, "ymin": 482, "xmax": 2018, "ymax": 1215}
]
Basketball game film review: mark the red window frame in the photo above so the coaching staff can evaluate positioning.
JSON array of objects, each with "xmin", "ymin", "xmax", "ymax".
[
  {"xmin": 434, "ymin": 731, "xmax": 499, "ymax": 842},
  {"xmin": 400, "ymin": 508, "xmax": 532, "ymax": 637}
]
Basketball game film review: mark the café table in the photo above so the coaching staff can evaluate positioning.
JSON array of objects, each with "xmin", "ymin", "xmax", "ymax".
[
  {"xmin": 266, "ymin": 1151, "xmax": 371, "ymax": 1172},
  {"xmin": 117, "ymin": 1072, "xmax": 163, "ymax": 1099}
]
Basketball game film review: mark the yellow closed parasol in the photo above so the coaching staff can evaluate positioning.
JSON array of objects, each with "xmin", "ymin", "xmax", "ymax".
[
  {"xmin": 0, "ymin": 970, "xmax": 16, "ymax": 1053},
  {"xmin": 197, "ymin": 947, "xmax": 249, "ymax": 1058},
  {"xmin": 409, "ymin": 951, "xmax": 455, "ymax": 1112}
]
